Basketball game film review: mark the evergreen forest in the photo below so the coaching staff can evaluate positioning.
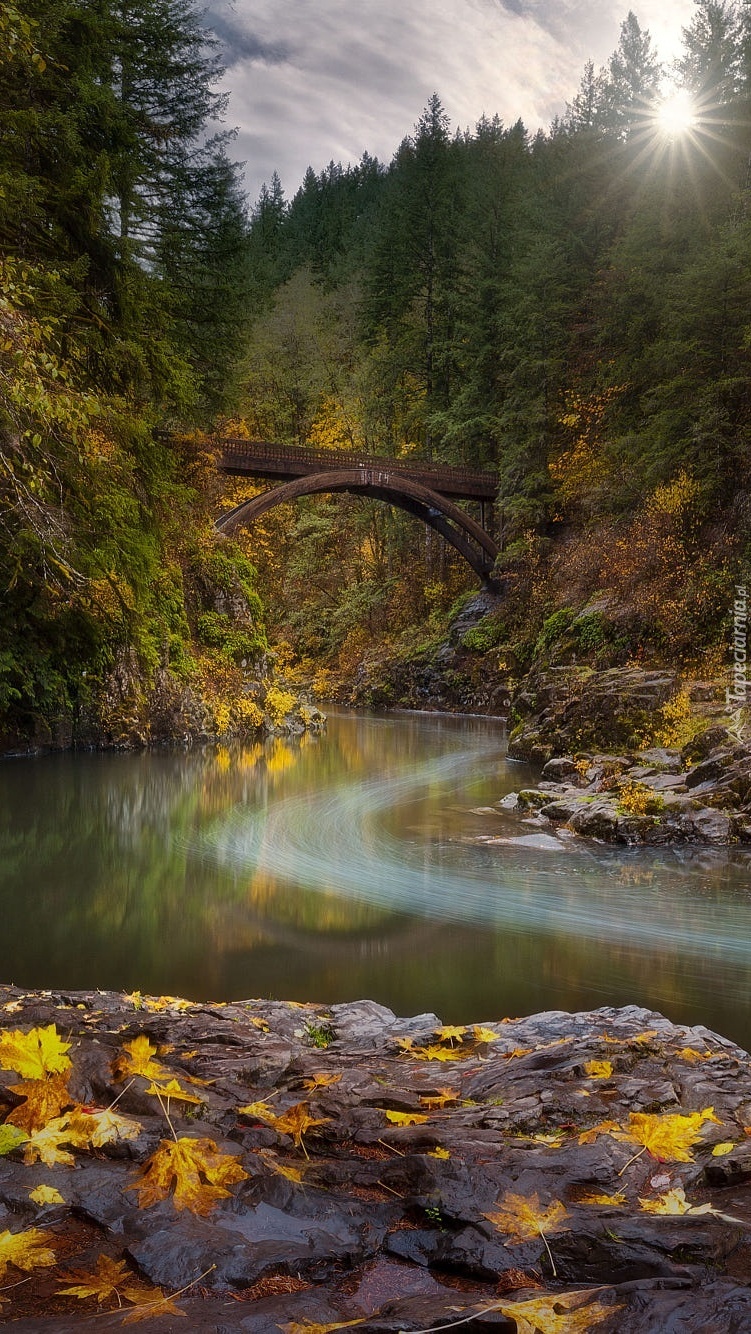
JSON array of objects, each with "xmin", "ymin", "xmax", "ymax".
[{"xmin": 1, "ymin": 0, "xmax": 750, "ymax": 746}]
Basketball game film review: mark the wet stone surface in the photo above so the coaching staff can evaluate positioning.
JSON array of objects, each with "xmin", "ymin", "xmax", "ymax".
[{"xmin": 2, "ymin": 988, "xmax": 751, "ymax": 1330}]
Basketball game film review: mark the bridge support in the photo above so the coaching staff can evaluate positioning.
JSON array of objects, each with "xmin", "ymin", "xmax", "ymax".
[{"xmin": 217, "ymin": 468, "xmax": 499, "ymax": 586}]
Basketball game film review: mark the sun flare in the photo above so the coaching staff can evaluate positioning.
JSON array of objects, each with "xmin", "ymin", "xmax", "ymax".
[{"xmin": 654, "ymin": 89, "xmax": 698, "ymax": 137}]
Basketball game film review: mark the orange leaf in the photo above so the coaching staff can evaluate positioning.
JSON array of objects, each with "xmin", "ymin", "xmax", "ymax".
[
  {"xmin": 484, "ymin": 1191, "xmax": 569, "ymax": 1243},
  {"xmin": 6, "ymin": 1071, "xmax": 73, "ymax": 1133},
  {"xmin": 129, "ymin": 1137, "xmax": 248, "ymax": 1214}
]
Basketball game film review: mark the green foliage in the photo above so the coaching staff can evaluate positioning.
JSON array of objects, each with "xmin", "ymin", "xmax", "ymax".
[
  {"xmin": 462, "ymin": 616, "xmax": 506, "ymax": 653},
  {"xmin": 535, "ymin": 609, "xmax": 575, "ymax": 656}
]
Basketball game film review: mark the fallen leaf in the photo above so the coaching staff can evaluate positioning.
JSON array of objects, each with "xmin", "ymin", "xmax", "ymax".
[
  {"xmin": 632, "ymin": 1030, "xmax": 659, "ymax": 1045},
  {"xmin": 6, "ymin": 1072, "xmax": 74, "ymax": 1133},
  {"xmin": 272, "ymin": 1102, "xmax": 330, "ymax": 1153},
  {"xmin": 428, "ymin": 1146, "xmax": 451, "ymax": 1159},
  {"xmin": 497, "ymin": 1289, "xmax": 618, "ymax": 1333},
  {"xmin": 675, "ymin": 1047, "xmax": 711, "ymax": 1063},
  {"xmin": 395, "ymin": 1036, "xmax": 414, "ymax": 1051},
  {"xmin": 129, "ymin": 1137, "xmax": 248, "ymax": 1214},
  {"xmin": 249, "ymin": 1017, "xmax": 270, "ymax": 1032},
  {"xmin": 0, "ymin": 1124, "xmax": 29, "ymax": 1155},
  {"xmin": 616, "ymin": 1107, "xmax": 721, "ymax": 1163},
  {"xmin": 0, "ymin": 1227, "xmax": 56, "ymax": 1278},
  {"xmin": 384, "ymin": 1110, "xmax": 429, "ymax": 1126},
  {"xmin": 584, "ymin": 1060, "xmax": 613, "ymax": 1080},
  {"xmin": 144, "ymin": 1078, "xmax": 202, "ymax": 1106},
  {"xmin": 112, "ymin": 1036, "xmax": 171, "ymax": 1083},
  {"xmin": 578, "ymin": 1120, "xmax": 621, "ymax": 1145},
  {"xmin": 484, "ymin": 1191, "xmax": 570, "ymax": 1243},
  {"xmin": 278, "ymin": 1321, "xmax": 363, "ymax": 1334},
  {"xmin": 0, "ymin": 1025, "xmax": 72, "ymax": 1079},
  {"xmin": 473, "ymin": 1025, "xmax": 499, "ymax": 1044},
  {"xmin": 419, "ymin": 1088, "xmax": 458, "ymax": 1109},
  {"xmin": 300, "ymin": 1073, "xmax": 342, "ymax": 1091},
  {"xmin": 412, "ymin": 1044, "xmax": 466, "ymax": 1063},
  {"xmin": 638, "ymin": 1186, "xmax": 714, "ymax": 1216},
  {"xmin": 29, "ymin": 1184, "xmax": 65, "ymax": 1206},
  {"xmin": 434, "ymin": 1025, "xmax": 466, "ymax": 1044},
  {"xmin": 579, "ymin": 1191, "xmax": 626, "ymax": 1206},
  {"xmin": 57, "ymin": 1254, "xmax": 185, "ymax": 1321},
  {"xmin": 504, "ymin": 1047, "xmax": 534, "ymax": 1060},
  {"xmin": 22, "ymin": 1114, "xmax": 88, "ymax": 1167},
  {"xmin": 2, "ymin": 1001, "xmax": 23, "ymax": 1013},
  {"xmin": 67, "ymin": 1106, "xmax": 143, "ymax": 1149},
  {"xmin": 259, "ymin": 1152, "xmax": 308, "ymax": 1183},
  {"xmin": 142, "ymin": 995, "xmax": 194, "ymax": 1012},
  {"xmin": 237, "ymin": 1099, "xmax": 275, "ymax": 1120},
  {"xmin": 711, "ymin": 1142, "xmax": 736, "ymax": 1157}
]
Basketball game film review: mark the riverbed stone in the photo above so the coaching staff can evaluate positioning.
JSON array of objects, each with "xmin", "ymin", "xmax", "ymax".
[{"xmin": 4, "ymin": 988, "xmax": 751, "ymax": 1329}]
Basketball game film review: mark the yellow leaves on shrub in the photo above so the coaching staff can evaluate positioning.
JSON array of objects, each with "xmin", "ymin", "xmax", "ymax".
[
  {"xmin": 0, "ymin": 1024, "xmax": 72, "ymax": 1079},
  {"xmin": 496, "ymin": 1289, "xmax": 619, "ymax": 1333},
  {"xmin": 484, "ymin": 1192, "xmax": 570, "ymax": 1244},
  {"xmin": 617, "ymin": 1107, "xmax": 720, "ymax": 1163},
  {"xmin": 384, "ymin": 1109, "xmax": 428, "ymax": 1127},
  {"xmin": 0, "ymin": 1226, "xmax": 56, "ymax": 1278},
  {"xmin": 638, "ymin": 1186, "xmax": 714, "ymax": 1217},
  {"xmin": 57, "ymin": 1254, "xmax": 185, "ymax": 1321},
  {"xmin": 129, "ymin": 1137, "xmax": 248, "ymax": 1214},
  {"xmin": 6, "ymin": 1071, "xmax": 74, "ymax": 1132},
  {"xmin": 583, "ymin": 1060, "xmax": 613, "ymax": 1080}
]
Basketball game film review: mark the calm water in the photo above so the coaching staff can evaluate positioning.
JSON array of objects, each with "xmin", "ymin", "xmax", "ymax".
[{"xmin": 2, "ymin": 709, "xmax": 751, "ymax": 1047}]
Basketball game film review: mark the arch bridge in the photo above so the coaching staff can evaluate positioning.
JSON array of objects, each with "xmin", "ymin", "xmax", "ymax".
[{"xmin": 214, "ymin": 440, "xmax": 499, "ymax": 585}]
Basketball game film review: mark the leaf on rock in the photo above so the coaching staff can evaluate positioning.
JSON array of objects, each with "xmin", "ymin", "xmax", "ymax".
[
  {"xmin": 22, "ymin": 1114, "xmax": 87, "ymax": 1167},
  {"xmin": 278, "ymin": 1321, "xmax": 363, "ymax": 1334},
  {"xmin": 419, "ymin": 1087, "xmax": 458, "ymax": 1109},
  {"xmin": 258, "ymin": 1151, "xmax": 308, "ymax": 1183},
  {"xmin": 111, "ymin": 1036, "xmax": 171, "ymax": 1082},
  {"xmin": 484, "ymin": 1192, "xmax": 570, "ymax": 1243},
  {"xmin": 675, "ymin": 1047, "xmax": 711, "ymax": 1063},
  {"xmin": 504, "ymin": 1047, "xmax": 534, "ymax": 1060},
  {"xmin": 638, "ymin": 1186, "xmax": 714, "ymax": 1216},
  {"xmin": 6, "ymin": 1072, "xmax": 74, "ymax": 1133},
  {"xmin": 248, "ymin": 1016, "xmax": 270, "ymax": 1032},
  {"xmin": 472, "ymin": 1025, "xmax": 499, "ymax": 1044},
  {"xmin": 0, "ymin": 1024, "xmax": 72, "ymax": 1079},
  {"xmin": 577, "ymin": 1120, "xmax": 621, "ymax": 1145},
  {"xmin": 129, "ymin": 1136, "xmax": 248, "ymax": 1214},
  {"xmin": 300, "ymin": 1072, "xmax": 341, "ymax": 1091},
  {"xmin": 617, "ymin": 1107, "xmax": 721, "ymax": 1163},
  {"xmin": 0, "ymin": 1124, "xmax": 29, "ymax": 1155},
  {"xmin": 67, "ymin": 1106, "xmax": 143, "ymax": 1149},
  {"xmin": 57, "ymin": 1253, "xmax": 185, "ymax": 1320},
  {"xmin": 384, "ymin": 1110, "xmax": 428, "ymax": 1126},
  {"xmin": 584, "ymin": 1060, "xmax": 613, "ymax": 1080},
  {"xmin": 434, "ymin": 1024, "xmax": 466, "ymax": 1044},
  {"xmin": 29, "ymin": 1184, "xmax": 65, "ymax": 1205},
  {"xmin": 144, "ymin": 1078, "xmax": 202, "ymax": 1106},
  {"xmin": 272, "ymin": 1102, "xmax": 330, "ymax": 1152},
  {"xmin": 412, "ymin": 1044, "xmax": 465, "ymax": 1063},
  {"xmin": 579, "ymin": 1191, "xmax": 626, "ymax": 1207},
  {"xmin": 711, "ymin": 1142, "xmax": 736, "ymax": 1157},
  {"xmin": 237, "ymin": 1099, "xmax": 275, "ymax": 1120},
  {"xmin": 497, "ymin": 1289, "xmax": 619, "ymax": 1333},
  {"xmin": 428, "ymin": 1145, "xmax": 451, "ymax": 1159},
  {"xmin": 0, "ymin": 1227, "xmax": 56, "ymax": 1278}
]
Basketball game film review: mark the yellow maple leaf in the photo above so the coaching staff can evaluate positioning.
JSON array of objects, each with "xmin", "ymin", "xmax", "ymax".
[
  {"xmin": 675, "ymin": 1047, "xmax": 711, "ymax": 1063},
  {"xmin": 249, "ymin": 1016, "xmax": 270, "ymax": 1032},
  {"xmin": 497, "ymin": 1289, "xmax": 618, "ymax": 1333},
  {"xmin": 484, "ymin": 1191, "xmax": 570, "ymax": 1244},
  {"xmin": 578, "ymin": 1120, "xmax": 621, "ymax": 1145},
  {"xmin": 579, "ymin": 1191, "xmax": 626, "ymax": 1207},
  {"xmin": 419, "ymin": 1087, "xmax": 458, "ymax": 1110},
  {"xmin": 396, "ymin": 1036, "xmax": 415, "ymax": 1051},
  {"xmin": 584, "ymin": 1060, "xmax": 613, "ymax": 1080},
  {"xmin": 428, "ymin": 1146, "xmax": 451, "ymax": 1160},
  {"xmin": 6, "ymin": 1071, "xmax": 74, "ymax": 1133},
  {"xmin": 0, "ymin": 1227, "xmax": 56, "ymax": 1278},
  {"xmin": 278, "ymin": 1321, "xmax": 363, "ymax": 1334},
  {"xmin": 0, "ymin": 1024, "xmax": 72, "ymax": 1079},
  {"xmin": 111, "ymin": 1036, "xmax": 171, "ymax": 1083},
  {"xmin": 300, "ymin": 1072, "xmax": 342, "ymax": 1091},
  {"xmin": 617, "ymin": 1107, "xmax": 721, "ymax": 1163},
  {"xmin": 129, "ymin": 1136, "xmax": 248, "ymax": 1214},
  {"xmin": 29, "ymin": 1184, "xmax": 65, "ymax": 1206},
  {"xmin": 638, "ymin": 1186, "xmax": 714, "ymax": 1216},
  {"xmin": 237, "ymin": 1099, "xmax": 275, "ymax": 1120},
  {"xmin": 67, "ymin": 1106, "xmax": 143, "ymax": 1149},
  {"xmin": 473, "ymin": 1025, "xmax": 499, "ymax": 1043},
  {"xmin": 384, "ymin": 1109, "xmax": 429, "ymax": 1126},
  {"xmin": 504, "ymin": 1047, "xmax": 534, "ymax": 1060},
  {"xmin": 22, "ymin": 1114, "xmax": 88, "ymax": 1167},
  {"xmin": 57, "ymin": 1254, "xmax": 185, "ymax": 1321},
  {"xmin": 2, "ymin": 1001, "xmax": 23, "ymax": 1013},
  {"xmin": 272, "ymin": 1102, "xmax": 330, "ymax": 1154},
  {"xmin": 258, "ymin": 1151, "xmax": 308, "ymax": 1184},
  {"xmin": 412, "ymin": 1044, "xmax": 465, "ymax": 1063},
  {"xmin": 711, "ymin": 1142, "xmax": 736, "ymax": 1157},
  {"xmin": 144, "ymin": 1078, "xmax": 202, "ymax": 1106},
  {"xmin": 142, "ymin": 995, "xmax": 194, "ymax": 1012},
  {"xmin": 632, "ymin": 1030, "xmax": 658, "ymax": 1045},
  {"xmin": 434, "ymin": 1024, "xmax": 466, "ymax": 1044}
]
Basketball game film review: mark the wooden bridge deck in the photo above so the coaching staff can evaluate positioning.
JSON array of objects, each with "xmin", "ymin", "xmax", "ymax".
[{"xmin": 217, "ymin": 440, "xmax": 497, "ymax": 502}]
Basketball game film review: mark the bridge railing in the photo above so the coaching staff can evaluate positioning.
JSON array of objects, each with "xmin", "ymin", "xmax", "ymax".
[{"xmin": 218, "ymin": 439, "xmax": 497, "ymax": 493}]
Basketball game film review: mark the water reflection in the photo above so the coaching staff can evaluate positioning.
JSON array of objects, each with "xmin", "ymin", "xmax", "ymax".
[{"xmin": 1, "ymin": 710, "xmax": 750, "ymax": 1048}]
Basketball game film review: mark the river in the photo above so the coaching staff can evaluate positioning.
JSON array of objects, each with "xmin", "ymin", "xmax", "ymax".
[{"xmin": 2, "ymin": 708, "xmax": 751, "ymax": 1047}]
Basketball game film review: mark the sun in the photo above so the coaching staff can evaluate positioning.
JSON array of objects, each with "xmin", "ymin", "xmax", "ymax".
[{"xmin": 653, "ymin": 88, "xmax": 698, "ymax": 138}]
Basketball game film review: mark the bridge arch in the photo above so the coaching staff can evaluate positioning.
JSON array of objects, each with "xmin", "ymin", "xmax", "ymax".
[{"xmin": 216, "ymin": 468, "xmax": 499, "ymax": 585}]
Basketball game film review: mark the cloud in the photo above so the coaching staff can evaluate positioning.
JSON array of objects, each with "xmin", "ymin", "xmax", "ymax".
[{"xmin": 203, "ymin": 0, "xmax": 695, "ymax": 201}]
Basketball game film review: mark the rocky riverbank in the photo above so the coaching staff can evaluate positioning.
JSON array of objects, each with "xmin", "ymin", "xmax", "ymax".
[{"xmin": 3, "ymin": 987, "xmax": 751, "ymax": 1330}]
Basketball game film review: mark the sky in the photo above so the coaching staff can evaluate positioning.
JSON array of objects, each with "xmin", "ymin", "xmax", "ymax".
[{"xmin": 204, "ymin": 0, "xmax": 696, "ymax": 205}]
